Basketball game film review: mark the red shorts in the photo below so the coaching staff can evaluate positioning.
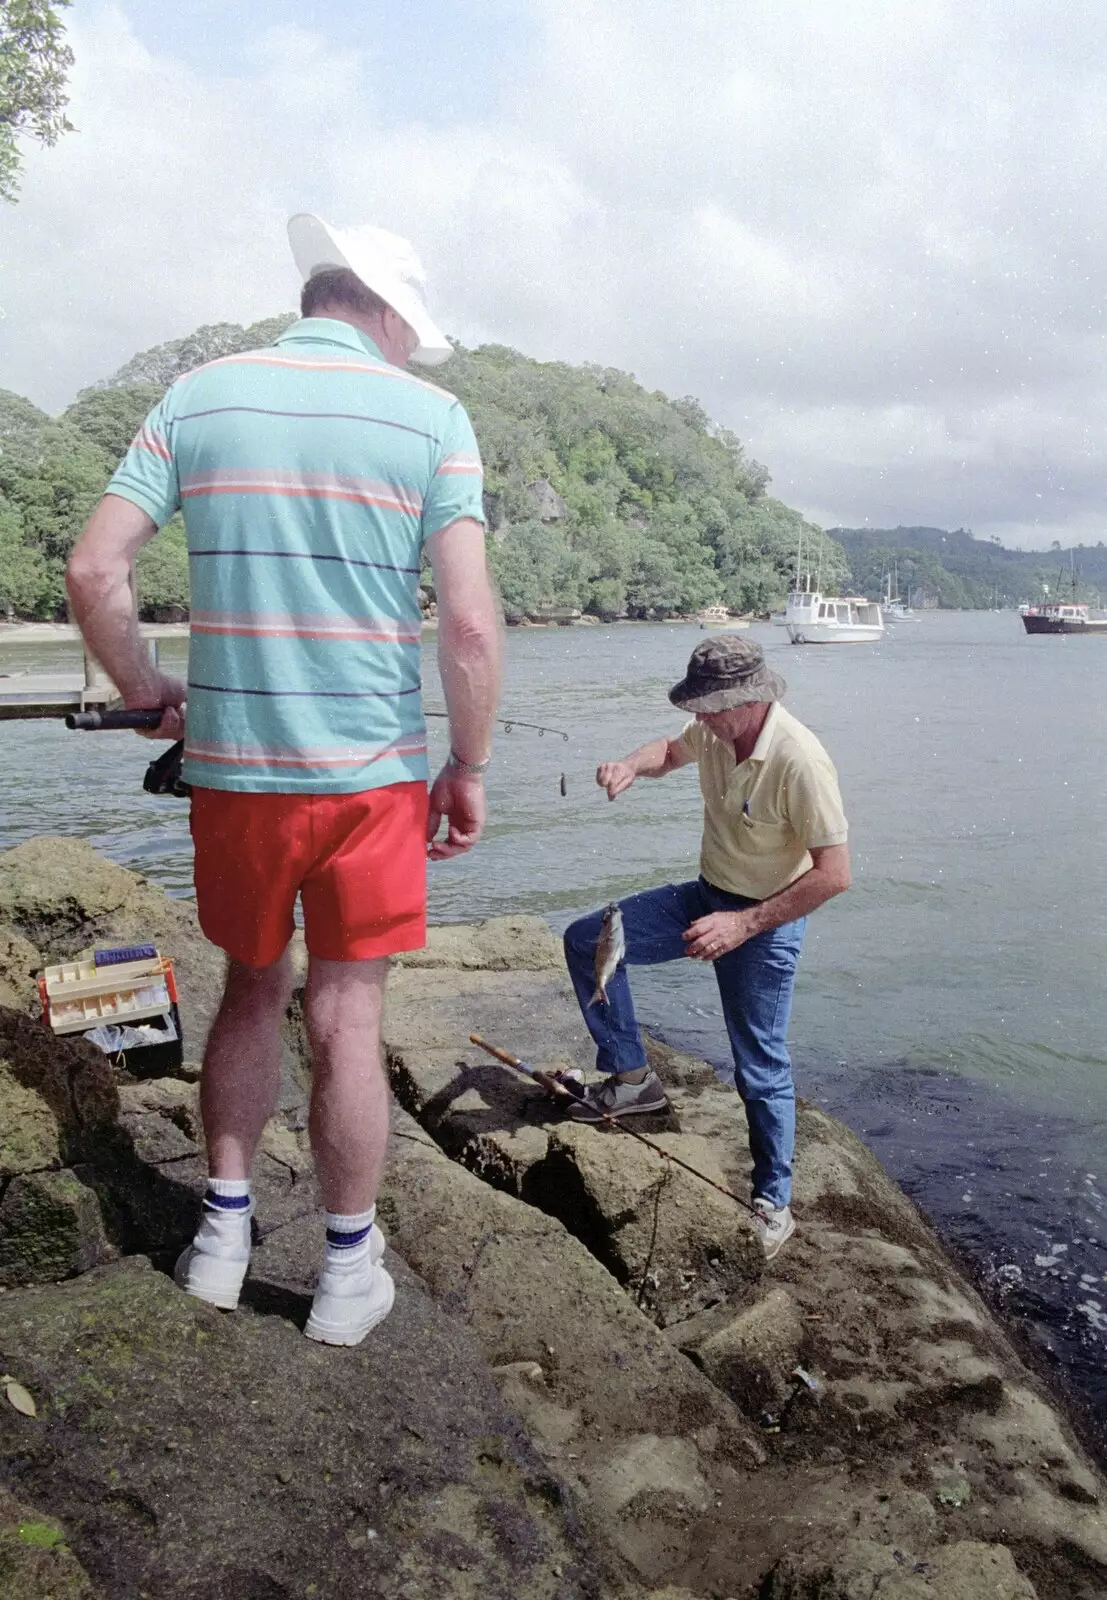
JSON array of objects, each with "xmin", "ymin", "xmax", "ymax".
[{"xmin": 190, "ymin": 783, "xmax": 428, "ymax": 966}]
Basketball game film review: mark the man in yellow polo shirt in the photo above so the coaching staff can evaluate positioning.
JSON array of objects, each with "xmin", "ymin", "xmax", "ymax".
[{"xmin": 563, "ymin": 635, "xmax": 851, "ymax": 1260}]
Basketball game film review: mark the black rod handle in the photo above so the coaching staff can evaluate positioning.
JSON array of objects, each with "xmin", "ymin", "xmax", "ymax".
[{"xmin": 65, "ymin": 709, "xmax": 165, "ymax": 731}]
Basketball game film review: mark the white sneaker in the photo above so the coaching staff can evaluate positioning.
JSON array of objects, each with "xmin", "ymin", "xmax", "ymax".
[
  {"xmin": 174, "ymin": 1202, "xmax": 253, "ymax": 1311},
  {"xmin": 305, "ymin": 1254, "xmax": 395, "ymax": 1346},
  {"xmin": 174, "ymin": 1244, "xmax": 250, "ymax": 1309},
  {"xmin": 753, "ymin": 1197, "xmax": 795, "ymax": 1261},
  {"xmin": 367, "ymin": 1220, "xmax": 387, "ymax": 1265}
]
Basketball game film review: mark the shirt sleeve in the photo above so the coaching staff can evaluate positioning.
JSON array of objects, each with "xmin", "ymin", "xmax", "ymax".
[
  {"xmin": 678, "ymin": 718, "xmax": 704, "ymax": 758},
  {"xmin": 781, "ymin": 753, "xmax": 849, "ymax": 849},
  {"xmin": 421, "ymin": 402, "xmax": 486, "ymax": 542},
  {"xmin": 106, "ymin": 393, "xmax": 181, "ymax": 528}
]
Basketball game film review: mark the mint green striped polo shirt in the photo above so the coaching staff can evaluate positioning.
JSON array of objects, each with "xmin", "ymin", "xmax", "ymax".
[{"xmin": 108, "ymin": 318, "xmax": 485, "ymax": 794}]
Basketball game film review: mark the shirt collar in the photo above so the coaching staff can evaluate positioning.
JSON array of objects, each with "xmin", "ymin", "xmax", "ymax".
[
  {"xmin": 748, "ymin": 702, "xmax": 782, "ymax": 764},
  {"xmin": 275, "ymin": 317, "xmax": 388, "ymax": 364}
]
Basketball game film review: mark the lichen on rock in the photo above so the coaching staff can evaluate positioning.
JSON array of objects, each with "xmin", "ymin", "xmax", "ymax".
[
  {"xmin": 0, "ymin": 1009, "xmax": 119, "ymax": 1181},
  {"xmin": 0, "ymin": 1168, "xmax": 112, "ymax": 1288}
]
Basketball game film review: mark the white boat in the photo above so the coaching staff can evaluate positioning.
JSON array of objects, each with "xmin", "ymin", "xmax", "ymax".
[
  {"xmin": 881, "ymin": 565, "xmax": 917, "ymax": 621},
  {"xmin": 776, "ymin": 589, "xmax": 885, "ymax": 644},
  {"xmin": 774, "ymin": 529, "xmax": 884, "ymax": 643}
]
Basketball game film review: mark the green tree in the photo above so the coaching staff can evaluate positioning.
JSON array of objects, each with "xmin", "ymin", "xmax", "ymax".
[
  {"xmin": 64, "ymin": 383, "xmax": 165, "ymax": 466},
  {"xmin": 0, "ymin": 0, "xmax": 73, "ymax": 201},
  {"xmin": 626, "ymin": 540, "xmax": 683, "ymax": 616},
  {"xmin": 135, "ymin": 516, "xmax": 190, "ymax": 617},
  {"xmin": 488, "ymin": 520, "xmax": 559, "ymax": 616},
  {"xmin": 0, "ymin": 495, "xmax": 48, "ymax": 614},
  {"xmin": 0, "ymin": 387, "xmax": 113, "ymax": 613},
  {"xmin": 96, "ymin": 314, "xmax": 297, "ymax": 389},
  {"xmin": 3, "ymin": 424, "xmax": 111, "ymax": 563}
]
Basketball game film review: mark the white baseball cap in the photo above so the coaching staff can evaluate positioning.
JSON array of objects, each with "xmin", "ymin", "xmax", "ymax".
[{"xmin": 287, "ymin": 213, "xmax": 452, "ymax": 366}]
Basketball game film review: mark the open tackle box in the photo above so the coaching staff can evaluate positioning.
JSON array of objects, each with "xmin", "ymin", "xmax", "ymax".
[{"xmin": 38, "ymin": 943, "xmax": 183, "ymax": 1077}]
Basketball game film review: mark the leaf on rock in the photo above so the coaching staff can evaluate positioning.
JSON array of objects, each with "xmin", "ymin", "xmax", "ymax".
[{"xmin": 1, "ymin": 1376, "xmax": 38, "ymax": 1417}]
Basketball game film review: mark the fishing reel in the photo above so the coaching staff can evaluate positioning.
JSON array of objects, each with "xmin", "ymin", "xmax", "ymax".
[
  {"xmin": 65, "ymin": 710, "xmax": 191, "ymax": 798},
  {"xmin": 143, "ymin": 741, "xmax": 190, "ymax": 798}
]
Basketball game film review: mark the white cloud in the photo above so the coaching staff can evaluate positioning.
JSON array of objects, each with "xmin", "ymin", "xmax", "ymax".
[{"xmin": 2, "ymin": 0, "xmax": 1106, "ymax": 547}]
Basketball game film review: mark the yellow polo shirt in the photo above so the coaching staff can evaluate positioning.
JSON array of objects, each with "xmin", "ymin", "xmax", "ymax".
[{"xmin": 679, "ymin": 704, "xmax": 848, "ymax": 901}]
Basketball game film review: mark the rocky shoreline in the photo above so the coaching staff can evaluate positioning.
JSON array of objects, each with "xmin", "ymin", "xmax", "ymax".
[{"xmin": 0, "ymin": 836, "xmax": 1104, "ymax": 1598}]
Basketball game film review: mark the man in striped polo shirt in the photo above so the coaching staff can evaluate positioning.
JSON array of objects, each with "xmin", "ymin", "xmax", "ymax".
[{"xmin": 66, "ymin": 217, "xmax": 500, "ymax": 1345}]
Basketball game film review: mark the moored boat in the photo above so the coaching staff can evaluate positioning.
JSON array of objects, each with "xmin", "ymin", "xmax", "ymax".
[
  {"xmin": 1021, "ymin": 603, "xmax": 1107, "ymax": 636},
  {"xmin": 776, "ymin": 590, "xmax": 885, "ymax": 644},
  {"xmin": 775, "ymin": 531, "xmax": 885, "ymax": 644},
  {"xmin": 1021, "ymin": 552, "xmax": 1107, "ymax": 634},
  {"xmin": 881, "ymin": 564, "xmax": 917, "ymax": 622}
]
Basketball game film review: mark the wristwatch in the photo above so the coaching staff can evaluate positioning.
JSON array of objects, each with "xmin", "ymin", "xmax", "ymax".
[{"xmin": 447, "ymin": 749, "xmax": 491, "ymax": 775}]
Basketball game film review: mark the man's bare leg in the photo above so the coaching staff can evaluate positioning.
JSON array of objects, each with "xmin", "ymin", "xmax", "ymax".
[
  {"xmin": 176, "ymin": 951, "xmax": 293, "ymax": 1309},
  {"xmin": 201, "ymin": 953, "xmax": 294, "ymax": 1177},
  {"xmin": 304, "ymin": 955, "xmax": 390, "ymax": 1212},
  {"xmin": 302, "ymin": 954, "xmax": 394, "ymax": 1344}
]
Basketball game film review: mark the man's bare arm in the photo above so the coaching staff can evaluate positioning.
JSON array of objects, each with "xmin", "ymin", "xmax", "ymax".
[
  {"xmin": 597, "ymin": 734, "xmax": 695, "ymax": 799},
  {"xmin": 65, "ymin": 494, "xmax": 186, "ymax": 739},
  {"xmin": 424, "ymin": 517, "xmax": 501, "ymax": 859},
  {"xmin": 683, "ymin": 843, "xmax": 851, "ymax": 960}
]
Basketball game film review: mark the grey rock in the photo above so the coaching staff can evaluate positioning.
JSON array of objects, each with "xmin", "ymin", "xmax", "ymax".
[
  {"xmin": 0, "ymin": 924, "xmax": 41, "ymax": 1013},
  {"xmin": 0, "ymin": 1008, "xmax": 119, "ymax": 1181},
  {"xmin": 526, "ymin": 479, "xmax": 568, "ymax": 522},
  {"xmin": 0, "ymin": 1168, "xmax": 112, "ymax": 1288},
  {"xmin": 764, "ymin": 1536, "xmax": 1038, "ymax": 1598},
  {"xmin": 391, "ymin": 916, "xmax": 564, "ymax": 973},
  {"xmin": 0, "ymin": 1257, "xmax": 600, "ymax": 1600},
  {"xmin": 0, "ymin": 1483, "xmax": 100, "ymax": 1598},
  {"xmin": 688, "ymin": 1287, "xmax": 806, "ymax": 1415}
]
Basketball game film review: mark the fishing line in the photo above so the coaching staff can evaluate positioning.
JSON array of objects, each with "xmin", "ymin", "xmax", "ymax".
[{"xmin": 468, "ymin": 1032, "xmax": 759, "ymax": 1218}]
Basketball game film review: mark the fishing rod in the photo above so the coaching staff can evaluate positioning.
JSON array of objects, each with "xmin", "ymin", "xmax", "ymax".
[
  {"xmin": 67, "ymin": 709, "xmax": 572, "ymax": 796},
  {"xmin": 469, "ymin": 1032, "xmax": 759, "ymax": 1218},
  {"xmin": 68, "ymin": 708, "xmax": 571, "ymax": 740},
  {"xmin": 426, "ymin": 711, "xmax": 569, "ymax": 741}
]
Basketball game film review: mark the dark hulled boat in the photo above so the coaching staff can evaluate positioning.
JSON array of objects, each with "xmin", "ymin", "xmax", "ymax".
[
  {"xmin": 1021, "ymin": 602, "xmax": 1107, "ymax": 635},
  {"xmin": 1021, "ymin": 553, "xmax": 1107, "ymax": 633}
]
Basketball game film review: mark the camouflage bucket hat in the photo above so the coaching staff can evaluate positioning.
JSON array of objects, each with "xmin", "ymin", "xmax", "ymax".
[{"xmin": 668, "ymin": 634, "xmax": 787, "ymax": 713}]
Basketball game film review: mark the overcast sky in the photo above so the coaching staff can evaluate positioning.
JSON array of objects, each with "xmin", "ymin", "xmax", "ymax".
[{"xmin": 2, "ymin": 0, "xmax": 1105, "ymax": 550}]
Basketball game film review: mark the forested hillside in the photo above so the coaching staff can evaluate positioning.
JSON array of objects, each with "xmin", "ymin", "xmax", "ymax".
[
  {"xmin": 0, "ymin": 318, "xmax": 848, "ymax": 620},
  {"xmin": 834, "ymin": 525, "xmax": 1107, "ymax": 609}
]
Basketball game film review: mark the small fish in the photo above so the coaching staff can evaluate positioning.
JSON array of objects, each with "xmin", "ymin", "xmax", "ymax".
[
  {"xmin": 559, "ymin": 772, "xmax": 567, "ymax": 797},
  {"xmin": 589, "ymin": 902, "xmax": 625, "ymax": 1006}
]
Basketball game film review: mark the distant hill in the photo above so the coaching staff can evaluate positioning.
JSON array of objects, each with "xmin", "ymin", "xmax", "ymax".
[
  {"xmin": 830, "ymin": 525, "xmax": 1107, "ymax": 609},
  {"xmin": 0, "ymin": 320, "xmax": 849, "ymax": 621}
]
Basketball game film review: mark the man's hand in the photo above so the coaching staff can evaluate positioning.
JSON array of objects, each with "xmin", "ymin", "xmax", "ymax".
[
  {"xmin": 125, "ymin": 671, "xmax": 187, "ymax": 740},
  {"xmin": 596, "ymin": 737, "xmax": 690, "ymax": 798},
  {"xmin": 427, "ymin": 765, "xmax": 486, "ymax": 860},
  {"xmin": 597, "ymin": 760, "xmax": 637, "ymax": 800},
  {"xmin": 683, "ymin": 909, "xmax": 756, "ymax": 961}
]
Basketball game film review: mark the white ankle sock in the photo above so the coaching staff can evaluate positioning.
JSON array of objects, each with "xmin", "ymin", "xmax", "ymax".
[
  {"xmin": 194, "ymin": 1177, "xmax": 252, "ymax": 1258},
  {"xmin": 324, "ymin": 1207, "xmax": 375, "ymax": 1271}
]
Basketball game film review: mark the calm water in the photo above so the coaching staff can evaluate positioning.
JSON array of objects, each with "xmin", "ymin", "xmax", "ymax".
[{"xmin": 2, "ymin": 614, "xmax": 1105, "ymax": 1443}]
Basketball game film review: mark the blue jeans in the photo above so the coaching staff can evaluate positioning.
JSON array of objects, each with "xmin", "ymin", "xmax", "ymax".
[{"xmin": 563, "ymin": 877, "xmax": 806, "ymax": 1209}]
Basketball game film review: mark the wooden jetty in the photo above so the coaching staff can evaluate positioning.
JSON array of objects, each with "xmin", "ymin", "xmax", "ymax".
[
  {"xmin": 0, "ymin": 666, "xmax": 116, "ymax": 722},
  {"xmin": 0, "ymin": 629, "xmax": 185, "ymax": 722}
]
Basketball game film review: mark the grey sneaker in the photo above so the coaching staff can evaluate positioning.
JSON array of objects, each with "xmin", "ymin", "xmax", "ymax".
[
  {"xmin": 753, "ymin": 1197, "xmax": 795, "ymax": 1260},
  {"xmin": 568, "ymin": 1071, "xmax": 669, "ymax": 1122}
]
